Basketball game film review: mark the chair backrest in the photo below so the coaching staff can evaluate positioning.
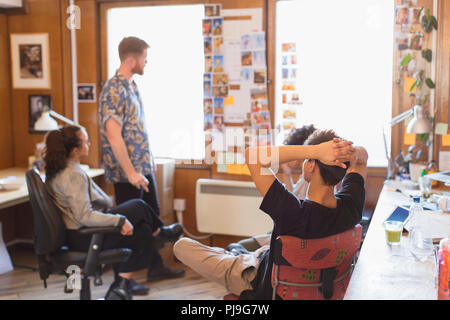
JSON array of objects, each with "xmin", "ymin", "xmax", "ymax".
[
  {"xmin": 271, "ymin": 224, "xmax": 362, "ymax": 300},
  {"xmin": 25, "ymin": 168, "xmax": 66, "ymax": 255}
]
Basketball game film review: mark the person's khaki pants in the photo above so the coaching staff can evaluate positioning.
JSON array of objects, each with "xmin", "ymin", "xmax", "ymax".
[{"xmin": 173, "ymin": 237, "xmax": 269, "ymax": 296}]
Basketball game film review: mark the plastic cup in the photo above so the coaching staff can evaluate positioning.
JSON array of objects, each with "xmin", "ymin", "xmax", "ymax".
[{"xmin": 384, "ymin": 221, "xmax": 403, "ymax": 245}]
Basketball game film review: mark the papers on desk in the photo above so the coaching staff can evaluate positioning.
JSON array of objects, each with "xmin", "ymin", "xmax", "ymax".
[
  {"xmin": 0, "ymin": 222, "xmax": 13, "ymax": 275},
  {"xmin": 0, "ymin": 176, "xmax": 25, "ymax": 191},
  {"xmin": 403, "ymin": 209, "xmax": 450, "ymax": 239}
]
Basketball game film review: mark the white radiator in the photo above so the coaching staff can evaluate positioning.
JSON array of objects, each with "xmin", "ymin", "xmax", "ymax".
[{"xmin": 196, "ymin": 179, "xmax": 273, "ymax": 237}]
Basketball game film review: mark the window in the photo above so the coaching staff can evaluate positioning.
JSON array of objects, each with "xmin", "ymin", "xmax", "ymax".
[
  {"xmin": 275, "ymin": 0, "xmax": 395, "ymax": 167},
  {"xmin": 107, "ymin": 5, "xmax": 205, "ymax": 160}
]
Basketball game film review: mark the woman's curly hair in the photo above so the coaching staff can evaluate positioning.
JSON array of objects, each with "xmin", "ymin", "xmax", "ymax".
[{"xmin": 44, "ymin": 126, "xmax": 83, "ymax": 182}]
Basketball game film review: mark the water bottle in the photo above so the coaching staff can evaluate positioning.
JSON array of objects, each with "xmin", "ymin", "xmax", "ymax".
[
  {"xmin": 408, "ymin": 197, "xmax": 434, "ymax": 261},
  {"xmin": 438, "ymin": 238, "xmax": 450, "ymax": 300}
]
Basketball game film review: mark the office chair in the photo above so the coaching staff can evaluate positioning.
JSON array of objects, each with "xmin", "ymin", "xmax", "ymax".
[
  {"xmin": 25, "ymin": 168, "xmax": 132, "ymax": 300},
  {"xmin": 271, "ymin": 224, "xmax": 362, "ymax": 300}
]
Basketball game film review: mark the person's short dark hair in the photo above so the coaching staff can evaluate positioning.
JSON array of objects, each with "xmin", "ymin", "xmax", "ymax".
[
  {"xmin": 304, "ymin": 129, "xmax": 349, "ymax": 186},
  {"xmin": 118, "ymin": 37, "xmax": 150, "ymax": 62},
  {"xmin": 283, "ymin": 124, "xmax": 316, "ymax": 146}
]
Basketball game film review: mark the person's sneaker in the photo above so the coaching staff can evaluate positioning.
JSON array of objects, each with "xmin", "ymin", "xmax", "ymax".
[
  {"xmin": 153, "ymin": 223, "xmax": 183, "ymax": 249},
  {"xmin": 104, "ymin": 276, "xmax": 133, "ymax": 300},
  {"xmin": 129, "ymin": 278, "xmax": 150, "ymax": 296},
  {"xmin": 147, "ymin": 265, "xmax": 186, "ymax": 282},
  {"xmin": 226, "ymin": 243, "xmax": 250, "ymax": 256}
]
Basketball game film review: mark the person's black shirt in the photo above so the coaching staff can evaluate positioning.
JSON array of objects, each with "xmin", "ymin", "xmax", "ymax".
[{"xmin": 239, "ymin": 172, "xmax": 365, "ymax": 300}]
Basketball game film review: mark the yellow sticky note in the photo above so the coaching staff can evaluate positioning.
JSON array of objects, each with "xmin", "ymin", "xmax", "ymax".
[
  {"xmin": 404, "ymin": 128, "xmax": 415, "ymax": 145},
  {"xmin": 435, "ymin": 123, "xmax": 448, "ymax": 135},
  {"xmin": 240, "ymin": 165, "xmax": 251, "ymax": 176},
  {"xmin": 442, "ymin": 134, "xmax": 450, "ymax": 146},
  {"xmin": 226, "ymin": 164, "xmax": 241, "ymax": 175},
  {"xmin": 404, "ymin": 77, "xmax": 417, "ymax": 93},
  {"xmin": 224, "ymin": 95, "xmax": 235, "ymax": 106}
]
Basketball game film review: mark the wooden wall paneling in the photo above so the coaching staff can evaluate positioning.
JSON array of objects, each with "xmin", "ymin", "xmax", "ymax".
[
  {"xmin": 0, "ymin": 13, "xmax": 14, "ymax": 169},
  {"xmin": 434, "ymin": 0, "xmax": 450, "ymax": 161},
  {"xmin": 8, "ymin": 0, "xmax": 66, "ymax": 167}
]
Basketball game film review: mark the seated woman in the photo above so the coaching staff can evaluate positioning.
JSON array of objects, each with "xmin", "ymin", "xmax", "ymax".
[{"xmin": 44, "ymin": 125, "xmax": 183, "ymax": 300}]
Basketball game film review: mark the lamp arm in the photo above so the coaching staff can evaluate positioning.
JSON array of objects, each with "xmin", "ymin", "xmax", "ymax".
[
  {"xmin": 49, "ymin": 110, "xmax": 76, "ymax": 126},
  {"xmin": 389, "ymin": 108, "xmax": 414, "ymax": 127}
]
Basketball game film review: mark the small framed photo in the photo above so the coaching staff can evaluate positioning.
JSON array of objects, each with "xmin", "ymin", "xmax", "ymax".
[
  {"xmin": 77, "ymin": 84, "xmax": 96, "ymax": 102},
  {"xmin": 205, "ymin": 4, "xmax": 221, "ymax": 18},
  {"xmin": 29, "ymin": 94, "xmax": 52, "ymax": 133},
  {"xmin": 10, "ymin": 33, "xmax": 51, "ymax": 89}
]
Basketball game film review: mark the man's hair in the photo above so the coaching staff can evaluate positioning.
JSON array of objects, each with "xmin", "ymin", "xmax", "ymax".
[
  {"xmin": 118, "ymin": 37, "xmax": 149, "ymax": 62},
  {"xmin": 304, "ymin": 129, "xmax": 349, "ymax": 186},
  {"xmin": 283, "ymin": 124, "xmax": 316, "ymax": 146}
]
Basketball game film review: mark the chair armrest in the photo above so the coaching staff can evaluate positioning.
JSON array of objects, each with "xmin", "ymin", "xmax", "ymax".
[{"xmin": 77, "ymin": 226, "xmax": 121, "ymax": 235}]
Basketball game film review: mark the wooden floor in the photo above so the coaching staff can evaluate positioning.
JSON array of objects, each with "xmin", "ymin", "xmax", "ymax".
[{"xmin": 0, "ymin": 246, "xmax": 227, "ymax": 300}]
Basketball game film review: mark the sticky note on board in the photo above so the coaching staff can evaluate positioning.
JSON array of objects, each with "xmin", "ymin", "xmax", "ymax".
[
  {"xmin": 224, "ymin": 95, "xmax": 235, "ymax": 106},
  {"xmin": 404, "ymin": 128, "xmax": 415, "ymax": 145},
  {"xmin": 404, "ymin": 77, "xmax": 417, "ymax": 93},
  {"xmin": 217, "ymin": 164, "xmax": 227, "ymax": 173},
  {"xmin": 442, "ymin": 134, "xmax": 450, "ymax": 146},
  {"xmin": 435, "ymin": 123, "xmax": 448, "ymax": 135}
]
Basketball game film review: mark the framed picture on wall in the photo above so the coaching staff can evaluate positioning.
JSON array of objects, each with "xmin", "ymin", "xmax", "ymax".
[
  {"xmin": 77, "ymin": 83, "xmax": 96, "ymax": 103},
  {"xmin": 28, "ymin": 94, "xmax": 53, "ymax": 134},
  {"xmin": 10, "ymin": 33, "xmax": 51, "ymax": 89}
]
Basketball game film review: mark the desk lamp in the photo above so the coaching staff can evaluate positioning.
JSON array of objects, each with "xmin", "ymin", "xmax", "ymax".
[
  {"xmin": 383, "ymin": 104, "xmax": 432, "ymax": 179},
  {"xmin": 34, "ymin": 110, "xmax": 77, "ymax": 131}
]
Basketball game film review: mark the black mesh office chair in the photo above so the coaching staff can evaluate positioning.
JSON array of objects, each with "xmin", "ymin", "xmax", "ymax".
[{"xmin": 25, "ymin": 168, "xmax": 132, "ymax": 300}]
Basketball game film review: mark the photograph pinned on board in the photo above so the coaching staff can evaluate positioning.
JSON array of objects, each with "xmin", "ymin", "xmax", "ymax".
[
  {"xmin": 409, "ymin": 32, "xmax": 423, "ymax": 50},
  {"xmin": 205, "ymin": 4, "xmax": 221, "ymax": 17},
  {"xmin": 212, "ymin": 85, "xmax": 228, "ymax": 98},
  {"xmin": 213, "ymin": 73, "xmax": 228, "ymax": 86},
  {"xmin": 213, "ymin": 97, "xmax": 224, "ymax": 114},
  {"xmin": 204, "ymin": 73, "xmax": 212, "ymax": 82},
  {"xmin": 213, "ymin": 36, "xmax": 224, "ymax": 54},
  {"xmin": 251, "ymin": 32, "xmax": 265, "ymax": 50},
  {"xmin": 410, "ymin": 7, "xmax": 423, "ymax": 25},
  {"xmin": 213, "ymin": 55, "xmax": 224, "ymax": 72},
  {"xmin": 205, "ymin": 55, "xmax": 212, "ymax": 73},
  {"xmin": 253, "ymin": 69, "xmax": 266, "ymax": 84},
  {"xmin": 282, "ymin": 55, "xmax": 288, "ymax": 66},
  {"xmin": 282, "ymin": 121, "xmax": 296, "ymax": 131},
  {"xmin": 77, "ymin": 84, "xmax": 96, "ymax": 102},
  {"xmin": 250, "ymin": 87, "xmax": 267, "ymax": 100},
  {"xmin": 282, "ymin": 93, "xmax": 287, "ymax": 104},
  {"xmin": 253, "ymin": 50, "xmax": 266, "ymax": 67},
  {"xmin": 290, "ymin": 55, "xmax": 297, "ymax": 65},
  {"xmin": 281, "ymin": 42, "xmax": 296, "ymax": 53},
  {"xmin": 29, "ymin": 94, "xmax": 52, "ymax": 133},
  {"xmin": 251, "ymin": 99, "xmax": 269, "ymax": 113},
  {"xmin": 212, "ymin": 18, "xmax": 223, "ymax": 36},
  {"xmin": 204, "ymin": 98, "xmax": 213, "ymax": 115},
  {"xmin": 241, "ymin": 34, "xmax": 251, "ymax": 51},
  {"xmin": 290, "ymin": 93, "xmax": 302, "ymax": 104},
  {"xmin": 204, "ymin": 36, "xmax": 212, "ymax": 55},
  {"xmin": 283, "ymin": 108, "xmax": 297, "ymax": 119},
  {"xmin": 282, "ymin": 68, "xmax": 289, "ymax": 80},
  {"xmin": 241, "ymin": 67, "xmax": 253, "ymax": 83},
  {"xmin": 203, "ymin": 19, "xmax": 212, "ymax": 36},
  {"xmin": 396, "ymin": 33, "xmax": 409, "ymax": 51},
  {"xmin": 395, "ymin": 5, "xmax": 409, "ymax": 25},
  {"xmin": 204, "ymin": 114, "xmax": 214, "ymax": 131},
  {"xmin": 289, "ymin": 68, "xmax": 297, "ymax": 79},
  {"xmin": 214, "ymin": 115, "xmax": 225, "ymax": 131},
  {"xmin": 204, "ymin": 80, "xmax": 212, "ymax": 98},
  {"xmin": 241, "ymin": 51, "xmax": 252, "ymax": 66},
  {"xmin": 282, "ymin": 81, "xmax": 296, "ymax": 91}
]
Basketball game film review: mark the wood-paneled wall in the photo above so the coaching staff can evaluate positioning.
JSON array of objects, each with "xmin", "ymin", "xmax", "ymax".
[{"xmin": 0, "ymin": 14, "xmax": 14, "ymax": 169}]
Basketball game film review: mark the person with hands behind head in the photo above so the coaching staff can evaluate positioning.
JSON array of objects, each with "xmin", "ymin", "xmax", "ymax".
[
  {"xmin": 45, "ymin": 126, "xmax": 183, "ymax": 300},
  {"xmin": 99, "ymin": 36, "xmax": 185, "ymax": 283},
  {"xmin": 173, "ymin": 129, "xmax": 367, "ymax": 299}
]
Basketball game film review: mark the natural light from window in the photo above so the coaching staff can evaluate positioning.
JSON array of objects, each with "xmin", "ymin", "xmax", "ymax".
[
  {"xmin": 107, "ymin": 5, "xmax": 205, "ymax": 160},
  {"xmin": 275, "ymin": 0, "xmax": 394, "ymax": 167}
]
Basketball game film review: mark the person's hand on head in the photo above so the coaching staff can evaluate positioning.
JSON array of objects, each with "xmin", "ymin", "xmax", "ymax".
[{"xmin": 317, "ymin": 138, "xmax": 355, "ymax": 168}]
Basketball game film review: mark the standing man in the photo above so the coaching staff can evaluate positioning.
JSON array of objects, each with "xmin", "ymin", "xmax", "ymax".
[{"xmin": 99, "ymin": 37, "xmax": 185, "ymax": 293}]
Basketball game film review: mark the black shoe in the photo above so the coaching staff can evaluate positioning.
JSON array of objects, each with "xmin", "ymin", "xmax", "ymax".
[
  {"xmin": 104, "ymin": 276, "xmax": 133, "ymax": 300},
  {"xmin": 129, "ymin": 278, "xmax": 150, "ymax": 296},
  {"xmin": 153, "ymin": 223, "xmax": 183, "ymax": 249},
  {"xmin": 226, "ymin": 243, "xmax": 250, "ymax": 256},
  {"xmin": 147, "ymin": 265, "xmax": 186, "ymax": 282}
]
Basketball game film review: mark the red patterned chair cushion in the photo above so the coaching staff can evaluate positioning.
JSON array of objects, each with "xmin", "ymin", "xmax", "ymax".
[{"xmin": 271, "ymin": 224, "xmax": 362, "ymax": 300}]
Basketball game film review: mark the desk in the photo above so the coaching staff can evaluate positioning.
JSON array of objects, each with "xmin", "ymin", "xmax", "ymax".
[
  {"xmin": 344, "ymin": 182, "xmax": 450, "ymax": 300},
  {"xmin": 0, "ymin": 167, "xmax": 105, "ymax": 210}
]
